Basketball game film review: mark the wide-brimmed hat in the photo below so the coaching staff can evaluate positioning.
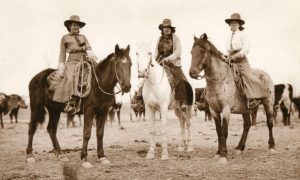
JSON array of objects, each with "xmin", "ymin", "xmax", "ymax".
[
  {"xmin": 64, "ymin": 15, "xmax": 86, "ymax": 29},
  {"xmin": 225, "ymin": 13, "xmax": 245, "ymax": 25},
  {"xmin": 158, "ymin": 18, "xmax": 176, "ymax": 31}
]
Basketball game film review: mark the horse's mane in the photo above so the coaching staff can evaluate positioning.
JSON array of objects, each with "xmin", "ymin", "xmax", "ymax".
[
  {"xmin": 193, "ymin": 36, "xmax": 223, "ymax": 58},
  {"xmin": 95, "ymin": 53, "xmax": 114, "ymax": 72}
]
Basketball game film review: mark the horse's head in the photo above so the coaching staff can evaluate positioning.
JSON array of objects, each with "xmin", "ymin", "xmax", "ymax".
[
  {"xmin": 18, "ymin": 97, "xmax": 28, "ymax": 109},
  {"xmin": 136, "ymin": 42, "xmax": 152, "ymax": 78},
  {"xmin": 113, "ymin": 44, "xmax": 132, "ymax": 93},
  {"xmin": 189, "ymin": 33, "xmax": 211, "ymax": 79}
]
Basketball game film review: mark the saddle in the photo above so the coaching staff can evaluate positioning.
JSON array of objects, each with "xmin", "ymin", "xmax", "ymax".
[{"xmin": 47, "ymin": 59, "xmax": 93, "ymax": 110}]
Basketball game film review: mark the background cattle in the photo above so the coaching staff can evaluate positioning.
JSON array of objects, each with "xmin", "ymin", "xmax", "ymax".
[
  {"xmin": 107, "ymin": 91, "xmax": 124, "ymax": 129},
  {"xmin": 194, "ymin": 88, "xmax": 211, "ymax": 121},
  {"xmin": 251, "ymin": 84, "xmax": 293, "ymax": 126},
  {"xmin": 273, "ymin": 84, "xmax": 293, "ymax": 125},
  {"xmin": 0, "ymin": 93, "xmax": 28, "ymax": 128},
  {"xmin": 130, "ymin": 90, "xmax": 145, "ymax": 121},
  {"xmin": 293, "ymin": 96, "xmax": 300, "ymax": 118}
]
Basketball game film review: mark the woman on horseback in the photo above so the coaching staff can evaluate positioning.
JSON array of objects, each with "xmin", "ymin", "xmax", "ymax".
[
  {"xmin": 155, "ymin": 18, "xmax": 193, "ymax": 111},
  {"xmin": 53, "ymin": 15, "xmax": 97, "ymax": 113},
  {"xmin": 224, "ymin": 13, "xmax": 269, "ymax": 108}
]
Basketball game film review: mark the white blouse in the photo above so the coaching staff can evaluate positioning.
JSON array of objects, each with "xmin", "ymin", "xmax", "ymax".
[{"xmin": 226, "ymin": 30, "xmax": 250, "ymax": 56}]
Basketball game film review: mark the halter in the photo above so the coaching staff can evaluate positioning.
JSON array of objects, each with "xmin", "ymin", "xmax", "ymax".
[{"xmin": 91, "ymin": 56, "xmax": 124, "ymax": 96}]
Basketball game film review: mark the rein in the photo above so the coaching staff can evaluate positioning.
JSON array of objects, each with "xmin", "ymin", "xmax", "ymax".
[{"xmin": 91, "ymin": 57, "xmax": 122, "ymax": 96}]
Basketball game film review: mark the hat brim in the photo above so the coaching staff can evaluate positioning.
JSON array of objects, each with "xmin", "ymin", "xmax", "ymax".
[
  {"xmin": 158, "ymin": 24, "xmax": 176, "ymax": 31},
  {"xmin": 225, "ymin": 19, "xmax": 245, "ymax": 25},
  {"xmin": 64, "ymin": 20, "xmax": 86, "ymax": 28}
]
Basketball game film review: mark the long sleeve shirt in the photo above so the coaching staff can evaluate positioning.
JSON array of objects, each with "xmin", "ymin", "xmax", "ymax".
[
  {"xmin": 59, "ymin": 33, "xmax": 92, "ymax": 63},
  {"xmin": 154, "ymin": 34, "xmax": 182, "ymax": 67},
  {"xmin": 226, "ymin": 30, "xmax": 250, "ymax": 57}
]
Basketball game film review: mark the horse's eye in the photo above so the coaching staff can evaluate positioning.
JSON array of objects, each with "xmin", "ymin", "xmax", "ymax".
[
  {"xmin": 136, "ymin": 53, "xmax": 138, "ymax": 56},
  {"xmin": 148, "ymin": 52, "xmax": 152, "ymax": 55}
]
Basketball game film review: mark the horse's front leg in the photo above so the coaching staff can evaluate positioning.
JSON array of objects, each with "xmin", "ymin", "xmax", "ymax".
[
  {"xmin": 81, "ymin": 108, "xmax": 95, "ymax": 162},
  {"xmin": 218, "ymin": 105, "xmax": 231, "ymax": 164},
  {"xmin": 96, "ymin": 111, "xmax": 111, "ymax": 164},
  {"xmin": 146, "ymin": 105, "xmax": 156, "ymax": 160},
  {"xmin": 209, "ymin": 107, "xmax": 222, "ymax": 158},
  {"xmin": 235, "ymin": 113, "xmax": 251, "ymax": 154},
  {"xmin": 160, "ymin": 103, "xmax": 169, "ymax": 160}
]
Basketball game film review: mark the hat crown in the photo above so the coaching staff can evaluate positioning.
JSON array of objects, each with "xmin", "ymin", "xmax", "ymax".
[
  {"xmin": 230, "ymin": 13, "xmax": 242, "ymax": 20},
  {"xmin": 69, "ymin": 15, "xmax": 80, "ymax": 22},
  {"xmin": 161, "ymin": 18, "xmax": 172, "ymax": 27}
]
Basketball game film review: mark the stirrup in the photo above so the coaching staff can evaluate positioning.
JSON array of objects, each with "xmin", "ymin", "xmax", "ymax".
[
  {"xmin": 64, "ymin": 102, "xmax": 77, "ymax": 115},
  {"xmin": 247, "ymin": 99, "xmax": 259, "ymax": 109}
]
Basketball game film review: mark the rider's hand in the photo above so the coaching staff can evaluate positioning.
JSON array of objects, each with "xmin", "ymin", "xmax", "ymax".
[
  {"xmin": 87, "ymin": 50, "xmax": 98, "ymax": 61},
  {"xmin": 57, "ymin": 63, "xmax": 65, "ymax": 77}
]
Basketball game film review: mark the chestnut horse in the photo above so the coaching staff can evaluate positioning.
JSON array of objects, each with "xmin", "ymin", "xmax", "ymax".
[
  {"xmin": 26, "ymin": 45, "xmax": 131, "ymax": 166},
  {"xmin": 189, "ymin": 34, "xmax": 275, "ymax": 164}
]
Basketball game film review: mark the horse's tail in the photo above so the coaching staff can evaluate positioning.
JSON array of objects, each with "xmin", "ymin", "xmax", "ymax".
[{"xmin": 29, "ymin": 68, "xmax": 55, "ymax": 125}]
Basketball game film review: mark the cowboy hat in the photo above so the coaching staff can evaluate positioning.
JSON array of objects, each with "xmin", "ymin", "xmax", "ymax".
[
  {"xmin": 225, "ymin": 13, "xmax": 245, "ymax": 30},
  {"xmin": 225, "ymin": 13, "xmax": 245, "ymax": 25},
  {"xmin": 64, "ymin": 15, "xmax": 86, "ymax": 29},
  {"xmin": 158, "ymin": 18, "xmax": 176, "ymax": 31}
]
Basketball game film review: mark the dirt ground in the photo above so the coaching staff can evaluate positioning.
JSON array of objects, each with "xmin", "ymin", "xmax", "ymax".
[{"xmin": 0, "ymin": 104, "xmax": 299, "ymax": 180}]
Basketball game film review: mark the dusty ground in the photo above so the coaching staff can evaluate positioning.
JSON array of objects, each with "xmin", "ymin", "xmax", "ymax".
[{"xmin": 0, "ymin": 104, "xmax": 299, "ymax": 180}]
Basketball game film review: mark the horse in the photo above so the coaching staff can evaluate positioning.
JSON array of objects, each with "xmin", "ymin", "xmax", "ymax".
[
  {"xmin": 136, "ymin": 43, "xmax": 193, "ymax": 160},
  {"xmin": 189, "ymin": 33, "xmax": 275, "ymax": 164},
  {"xmin": 26, "ymin": 45, "xmax": 131, "ymax": 167},
  {"xmin": 0, "ymin": 93, "xmax": 28, "ymax": 128}
]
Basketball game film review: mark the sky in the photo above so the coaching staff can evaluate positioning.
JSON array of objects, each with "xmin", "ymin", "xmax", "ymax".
[{"xmin": 0, "ymin": 0, "xmax": 300, "ymax": 102}]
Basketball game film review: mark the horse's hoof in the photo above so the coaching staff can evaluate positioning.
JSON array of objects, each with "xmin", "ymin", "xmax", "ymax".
[
  {"xmin": 82, "ymin": 162, "xmax": 93, "ymax": 169},
  {"xmin": 234, "ymin": 149, "xmax": 243, "ymax": 155},
  {"xmin": 99, "ymin": 157, "xmax": 111, "ymax": 165},
  {"xmin": 186, "ymin": 146, "xmax": 194, "ymax": 152},
  {"xmin": 212, "ymin": 154, "xmax": 220, "ymax": 159},
  {"xmin": 26, "ymin": 157, "xmax": 36, "ymax": 163},
  {"xmin": 269, "ymin": 148, "xmax": 277, "ymax": 154},
  {"xmin": 146, "ymin": 151, "xmax": 155, "ymax": 160},
  {"xmin": 60, "ymin": 156, "xmax": 69, "ymax": 162},
  {"xmin": 217, "ymin": 157, "xmax": 228, "ymax": 165},
  {"xmin": 177, "ymin": 146, "xmax": 185, "ymax": 152}
]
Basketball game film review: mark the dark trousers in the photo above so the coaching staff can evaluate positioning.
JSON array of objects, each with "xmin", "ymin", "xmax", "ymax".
[{"xmin": 164, "ymin": 63, "xmax": 193, "ymax": 105}]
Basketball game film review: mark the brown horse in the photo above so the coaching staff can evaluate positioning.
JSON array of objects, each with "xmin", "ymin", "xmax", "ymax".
[
  {"xmin": 26, "ymin": 45, "xmax": 131, "ymax": 166},
  {"xmin": 189, "ymin": 34, "xmax": 275, "ymax": 164}
]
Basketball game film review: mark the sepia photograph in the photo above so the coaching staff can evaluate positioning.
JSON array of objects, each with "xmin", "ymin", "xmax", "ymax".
[{"xmin": 0, "ymin": 0, "xmax": 299, "ymax": 179}]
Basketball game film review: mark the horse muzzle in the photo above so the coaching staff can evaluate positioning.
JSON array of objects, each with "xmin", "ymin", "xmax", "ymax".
[
  {"xmin": 120, "ymin": 82, "xmax": 131, "ymax": 93},
  {"xmin": 189, "ymin": 67, "xmax": 201, "ymax": 79},
  {"xmin": 138, "ymin": 71, "xmax": 147, "ymax": 79}
]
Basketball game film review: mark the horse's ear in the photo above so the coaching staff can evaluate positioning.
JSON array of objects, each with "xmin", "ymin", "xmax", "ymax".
[
  {"xmin": 126, "ymin": 45, "xmax": 130, "ymax": 54},
  {"xmin": 194, "ymin": 35, "xmax": 198, "ymax": 41},
  {"xmin": 201, "ymin": 33, "xmax": 208, "ymax": 40},
  {"xmin": 115, "ymin": 44, "xmax": 120, "ymax": 53}
]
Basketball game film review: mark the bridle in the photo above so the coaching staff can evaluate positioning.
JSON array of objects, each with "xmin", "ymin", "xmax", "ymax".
[
  {"xmin": 192, "ymin": 43, "xmax": 226, "ymax": 81},
  {"xmin": 91, "ymin": 56, "xmax": 125, "ymax": 96}
]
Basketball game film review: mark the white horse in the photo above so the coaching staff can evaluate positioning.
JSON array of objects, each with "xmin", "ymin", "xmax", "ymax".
[{"xmin": 136, "ymin": 43, "xmax": 194, "ymax": 160}]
